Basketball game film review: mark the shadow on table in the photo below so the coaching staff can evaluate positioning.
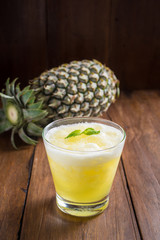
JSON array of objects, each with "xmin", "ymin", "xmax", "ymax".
[{"xmin": 21, "ymin": 195, "xmax": 104, "ymax": 239}]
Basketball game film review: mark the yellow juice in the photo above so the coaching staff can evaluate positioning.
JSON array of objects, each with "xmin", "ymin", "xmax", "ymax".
[
  {"xmin": 48, "ymin": 155, "xmax": 119, "ymax": 202},
  {"xmin": 45, "ymin": 122, "xmax": 123, "ymax": 203}
]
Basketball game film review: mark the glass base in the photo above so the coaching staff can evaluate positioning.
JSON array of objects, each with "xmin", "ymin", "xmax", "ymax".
[{"xmin": 56, "ymin": 194, "xmax": 109, "ymax": 217}]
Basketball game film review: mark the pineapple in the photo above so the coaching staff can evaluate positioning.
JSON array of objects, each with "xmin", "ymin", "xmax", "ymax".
[{"xmin": 0, "ymin": 60, "xmax": 119, "ymax": 148}]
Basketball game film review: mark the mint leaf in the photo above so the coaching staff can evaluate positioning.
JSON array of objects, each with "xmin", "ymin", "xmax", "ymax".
[
  {"xmin": 65, "ymin": 128, "xmax": 100, "ymax": 139},
  {"xmin": 82, "ymin": 128, "xmax": 100, "ymax": 135},
  {"xmin": 65, "ymin": 130, "xmax": 81, "ymax": 139}
]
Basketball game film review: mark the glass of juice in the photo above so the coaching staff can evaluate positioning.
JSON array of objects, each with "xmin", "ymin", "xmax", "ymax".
[{"xmin": 42, "ymin": 117, "xmax": 126, "ymax": 217}]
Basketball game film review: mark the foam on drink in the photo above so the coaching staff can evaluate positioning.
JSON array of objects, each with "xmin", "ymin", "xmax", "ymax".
[{"xmin": 46, "ymin": 122, "xmax": 123, "ymax": 151}]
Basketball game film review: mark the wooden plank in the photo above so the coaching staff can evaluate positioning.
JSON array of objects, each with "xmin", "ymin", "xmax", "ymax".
[
  {"xmin": 20, "ymin": 137, "xmax": 140, "ymax": 240},
  {"xmin": 107, "ymin": 91, "xmax": 160, "ymax": 240},
  {"xmin": 0, "ymin": 0, "xmax": 48, "ymax": 89},
  {"xmin": 108, "ymin": 0, "xmax": 160, "ymax": 90},
  {"xmin": 46, "ymin": 0, "xmax": 111, "ymax": 67},
  {"xmin": 0, "ymin": 0, "xmax": 160, "ymax": 90},
  {"xmin": 0, "ymin": 133, "xmax": 34, "ymax": 240}
]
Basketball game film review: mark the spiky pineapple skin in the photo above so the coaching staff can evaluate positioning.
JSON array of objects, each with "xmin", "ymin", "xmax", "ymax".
[
  {"xmin": 30, "ymin": 60, "xmax": 119, "ymax": 125},
  {"xmin": 0, "ymin": 59, "xmax": 119, "ymax": 148}
]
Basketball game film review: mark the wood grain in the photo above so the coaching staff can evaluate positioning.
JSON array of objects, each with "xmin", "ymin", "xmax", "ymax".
[
  {"xmin": 108, "ymin": 91, "xmax": 160, "ymax": 240},
  {"xmin": 46, "ymin": 0, "xmax": 111, "ymax": 68},
  {"xmin": 1, "ymin": 91, "xmax": 160, "ymax": 239},
  {"xmin": 20, "ymin": 138, "xmax": 140, "ymax": 240},
  {"xmin": 0, "ymin": 133, "xmax": 34, "ymax": 240},
  {"xmin": 1, "ymin": 0, "xmax": 160, "ymax": 90},
  {"xmin": 108, "ymin": 0, "xmax": 160, "ymax": 90},
  {"xmin": 0, "ymin": 0, "xmax": 48, "ymax": 89}
]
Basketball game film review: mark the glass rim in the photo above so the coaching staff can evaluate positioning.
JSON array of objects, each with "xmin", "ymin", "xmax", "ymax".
[{"xmin": 42, "ymin": 117, "xmax": 126, "ymax": 153}]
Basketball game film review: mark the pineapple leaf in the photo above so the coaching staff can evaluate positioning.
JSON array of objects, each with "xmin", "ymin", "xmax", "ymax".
[
  {"xmin": 18, "ymin": 127, "xmax": 37, "ymax": 145},
  {"xmin": 22, "ymin": 86, "xmax": 30, "ymax": 92},
  {"xmin": 0, "ymin": 109, "xmax": 12, "ymax": 134},
  {"xmin": 18, "ymin": 86, "xmax": 30, "ymax": 101},
  {"xmin": 16, "ymin": 87, "xmax": 27, "ymax": 102},
  {"xmin": 5, "ymin": 78, "xmax": 11, "ymax": 95},
  {"xmin": 15, "ymin": 83, "xmax": 24, "ymax": 106},
  {"xmin": 26, "ymin": 122, "xmax": 43, "ymax": 136},
  {"xmin": 27, "ymin": 96, "xmax": 36, "ymax": 105},
  {"xmin": 10, "ymin": 78, "xmax": 23, "ymax": 105},
  {"xmin": 11, "ymin": 127, "xmax": 18, "ymax": 149},
  {"xmin": 28, "ymin": 101, "xmax": 43, "ymax": 109},
  {"xmin": 0, "ymin": 93, "xmax": 16, "ymax": 114},
  {"xmin": 10, "ymin": 78, "xmax": 18, "ymax": 96},
  {"xmin": 16, "ymin": 82, "xmax": 21, "ymax": 94},
  {"xmin": 21, "ymin": 90, "xmax": 34, "ymax": 106},
  {"xmin": 0, "ymin": 119, "xmax": 12, "ymax": 134},
  {"xmin": 0, "ymin": 92, "xmax": 14, "ymax": 100},
  {"xmin": 23, "ymin": 109, "xmax": 48, "ymax": 122}
]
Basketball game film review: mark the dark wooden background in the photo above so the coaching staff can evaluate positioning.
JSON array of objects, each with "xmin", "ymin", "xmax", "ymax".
[{"xmin": 0, "ymin": 0, "xmax": 160, "ymax": 91}]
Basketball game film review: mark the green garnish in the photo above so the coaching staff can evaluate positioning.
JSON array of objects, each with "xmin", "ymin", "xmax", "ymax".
[
  {"xmin": 65, "ymin": 128, "xmax": 100, "ymax": 139},
  {"xmin": 65, "ymin": 130, "xmax": 81, "ymax": 139}
]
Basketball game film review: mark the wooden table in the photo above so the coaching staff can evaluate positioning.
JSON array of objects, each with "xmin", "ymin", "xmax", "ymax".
[{"xmin": 0, "ymin": 91, "xmax": 160, "ymax": 240}]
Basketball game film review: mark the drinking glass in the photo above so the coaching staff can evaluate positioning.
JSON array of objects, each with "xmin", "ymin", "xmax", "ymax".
[{"xmin": 42, "ymin": 117, "xmax": 126, "ymax": 217}]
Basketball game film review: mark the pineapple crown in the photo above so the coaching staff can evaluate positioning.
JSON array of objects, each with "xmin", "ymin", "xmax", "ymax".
[{"xmin": 0, "ymin": 78, "xmax": 48, "ymax": 148}]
